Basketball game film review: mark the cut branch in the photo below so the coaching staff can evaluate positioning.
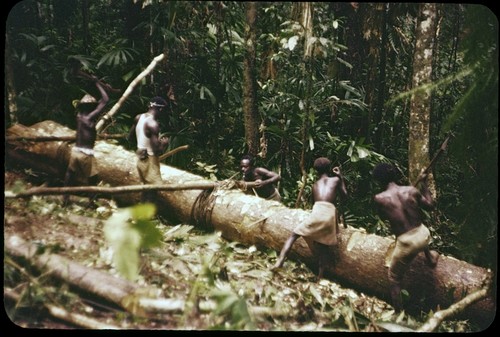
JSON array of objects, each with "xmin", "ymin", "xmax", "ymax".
[
  {"xmin": 418, "ymin": 286, "xmax": 490, "ymax": 332},
  {"xmin": 95, "ymin": 53, "xmax": 165, "ymax": 133}
]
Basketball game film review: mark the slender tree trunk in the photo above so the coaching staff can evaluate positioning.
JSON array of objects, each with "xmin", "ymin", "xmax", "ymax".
[
  {"xmin": 361, "ymin": 3, "xmax": 384, "ymax": 142},
  {"xmin": 372, "ymin": 3, "xmax": 389, "ymax": 150},
  {"xmin": 5, "ymin": 32, "xmax": 17, "ymax": 126},
  {"xmin": 295, "ymin": 2, "xmax": 314, "ymax": 208},
  {"xmin": 242, "ymin": 2, "xmax": 260, "ymax": 156},
  {"xmin": 408, "ymin": 3, "xmax": 437, "ymax": 185}
]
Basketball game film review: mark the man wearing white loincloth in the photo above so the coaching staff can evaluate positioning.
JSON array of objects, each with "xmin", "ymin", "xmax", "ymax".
[{"xmin": 271, "ymin": 157, "xmax": 348, "ymax": 279}]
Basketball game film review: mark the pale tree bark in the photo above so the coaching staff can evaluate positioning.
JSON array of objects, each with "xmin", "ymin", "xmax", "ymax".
[
  {"xmin": 300, "ymin": 2, "xmax": 314, "ymax": 60},
  {"xmin": 408, "ymin": 3, "xmax": 437, "ymax": 186},
  {"xmin": 5, "ymin": 121, "xmax": 495, "ymax": 328},
  {"xmin": 242, "ymin": 1, "xmax": 260, "ymax": 156}
]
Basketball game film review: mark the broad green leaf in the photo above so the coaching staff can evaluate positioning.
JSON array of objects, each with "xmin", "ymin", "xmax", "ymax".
[{"xmin": 130, "ymin": 203, "xmax": 156, "ymax": 220}]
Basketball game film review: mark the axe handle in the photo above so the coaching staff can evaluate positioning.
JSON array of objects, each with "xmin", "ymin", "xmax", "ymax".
[
  {"xmin": 159, "ymin": 145, "xmax": 189, "ymax": 161},
  {"xmin": 413, "ymin": 133, "xmax": 452, "ymax": 186}
]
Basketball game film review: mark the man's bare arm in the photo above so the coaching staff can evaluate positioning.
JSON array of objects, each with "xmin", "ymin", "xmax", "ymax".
[
  {"xmin": 416, "ymin": 172, "xmax": 435, "ymax": 210},
  {"xmin": 127, "ymin": 115, "xmax": 140, "ymax": 143},
  {"xmin": 256, "ymin": 167, "xmax": 281, "ymax": 185},
  {"xmin": 87, "ymin": 81, "xmax": 109, "ymax": 121}
]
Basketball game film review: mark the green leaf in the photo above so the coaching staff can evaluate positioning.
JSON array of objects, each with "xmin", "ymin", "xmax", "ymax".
[
  {"xmin": 103, "ymin": 208, "xmax": 141, "ymax": 280},
  {"xmin": 103, "ymin": 204, "xmax": 161, "ymax": 280},
  {"xmin": 133, "ymin": 219, "xmax": 162, "ymax": 249},
  {"xmin": 130, "ymin": 203, "xmax": 156, "ymax": 220}
]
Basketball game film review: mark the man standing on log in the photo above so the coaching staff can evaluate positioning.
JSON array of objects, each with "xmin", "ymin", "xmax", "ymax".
[
  {"xmin": 372, "ymin": 163, "xmax": 439, "ymax": 312},
  {"xmin": 63, "ymin": 77, "xmax": 109, "ymax": 206},
  {"xmin": 128, "ymin": 96, "xmax": 170, "ymax": 204},
  {"xmin": 271, "ymin": 157, "xmax": 348, "ymax": 280},
  {"xmin": 240, "ymin": 154, "xmax": 282, "ymax": 202}
]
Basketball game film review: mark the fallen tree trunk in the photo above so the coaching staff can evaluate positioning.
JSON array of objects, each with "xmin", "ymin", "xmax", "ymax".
[{"xmin": 5, "ymin": 121, "xmax": 496, "ymax": 328}]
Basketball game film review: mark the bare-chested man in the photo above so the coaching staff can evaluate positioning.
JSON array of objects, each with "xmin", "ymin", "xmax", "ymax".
[
  {"xmin": 240, "ymin": 154, "xmax": 281, "ymax": 202},
  {"xmin": 63, "ymin": 77, "xmax": 109, "ymax": 206},
  {"xmin": 128, "ymin": 96, "xmax": 170, "ymax": 204},
  {"xmin": 271, "ymin": 157, "xmax": 348, "ymax": 279},
  {"xmin": 372, "ymin": 163, "xmax": 439, "ymax": 312}
]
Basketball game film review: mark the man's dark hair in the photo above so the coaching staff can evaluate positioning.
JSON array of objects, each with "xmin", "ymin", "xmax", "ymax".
[
  {"xmin": 372, "ymin": 163, "xmax": 398, "ymax": 185},
  {"xmin": 149, "ymin": 96, "xmax": 168, "ymax": 108},
  {"xmin": 313, "ymin": 157, "xmax": 331, "ymax": 174},
  {"xmin": 241, "ymin": 154, "xmax": 254, "ymax": 165}
]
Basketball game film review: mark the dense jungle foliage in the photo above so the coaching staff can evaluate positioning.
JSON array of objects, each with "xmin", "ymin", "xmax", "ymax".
[{"xmin": 5, "ymin": 1, "xmax": 497, "ymax": 273}]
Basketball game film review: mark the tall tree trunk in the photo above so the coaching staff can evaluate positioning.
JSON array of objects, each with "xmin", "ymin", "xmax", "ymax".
[
  {"xmin": 243, "ymin": 2, "xmax": 260, "ymax": 156},
  {"xmin": 5, "ymin": 32, "xmax": 17, "ymax": 126},
  {"xmin": 372, "ymin": 3, "xmax": 389, "ymax": 150},
  {"xmin": 295, "ymin": 2, "xmax": 314, "ymax": 208},
  {"xmin": 409, "ymin": 3, "xmax": 437, "ymax": 186},
  {"xmin": 361, "ymin": 3, "xmax": 385, "ymax": 142},
  {"xmin": 5, "ymin": 120, "xmax": 495, "ymax": 329}
]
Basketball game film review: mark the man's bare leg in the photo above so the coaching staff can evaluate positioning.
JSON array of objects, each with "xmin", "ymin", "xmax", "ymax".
[{"xmin": 271, "ymin": 233, "xmax": 300, "ymax": 270}]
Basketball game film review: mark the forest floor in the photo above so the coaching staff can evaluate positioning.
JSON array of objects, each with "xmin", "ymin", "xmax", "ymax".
[{"xmin": 4, "ymin": 169, "xmax": 475, "ymax": 332}]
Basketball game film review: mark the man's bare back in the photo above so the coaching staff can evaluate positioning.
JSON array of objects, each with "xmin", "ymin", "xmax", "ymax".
[
  {"xmin": 313, "ymin": 175, "xmax": 344, "ymax": 204},
  {"xmin": 372, "ymin": 162, "xmax": 438, "ymax": 312},
  {"xmin": 374, "ymin": 184, "xmax": 432, "ymax": 237}
]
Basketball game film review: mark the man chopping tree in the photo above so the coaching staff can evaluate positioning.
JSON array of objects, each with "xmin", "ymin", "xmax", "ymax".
[
  {"xmin": 63, "ymin": 74, "xmax": 109, "ymax": 207},
  {"xmin": 372, "ymin": 163, "xmax": 439, "ymax": 312}
]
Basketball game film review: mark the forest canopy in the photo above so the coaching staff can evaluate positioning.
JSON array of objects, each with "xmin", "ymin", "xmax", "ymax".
[{"xmin": 4, "ymin": 1, "xmax": 498, "ymax": 272}]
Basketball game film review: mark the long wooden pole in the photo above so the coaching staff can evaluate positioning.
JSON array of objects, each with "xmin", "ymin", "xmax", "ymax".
[
  {"xmin": 5, "ymin": 133, "xmax": 127, "ymax": 142},
  {"xmin": 5, "ymin": 180, "xmax": 257, "ymax": 198}
]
